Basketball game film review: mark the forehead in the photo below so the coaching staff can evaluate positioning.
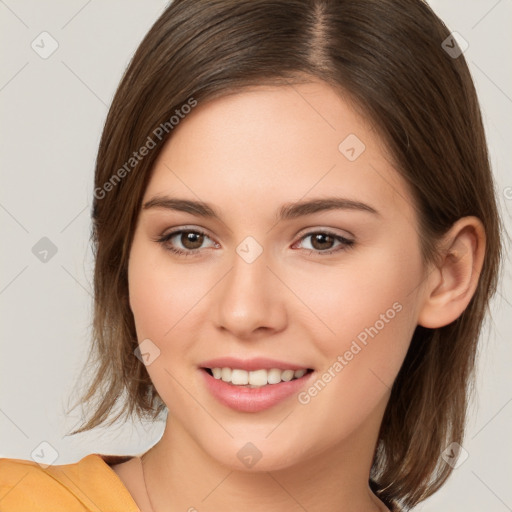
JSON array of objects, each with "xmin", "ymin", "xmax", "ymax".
[{"xmin": 144, "ymin": 81, "xmax": 415, "ymax": 225}]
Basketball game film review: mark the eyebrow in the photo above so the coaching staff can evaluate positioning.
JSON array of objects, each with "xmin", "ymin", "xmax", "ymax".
[{"xmin": 142, "ymin": 196, "xmax": 380, "ymax": 221}]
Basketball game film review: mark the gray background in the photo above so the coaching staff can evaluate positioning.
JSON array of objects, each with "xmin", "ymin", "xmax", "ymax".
[{"xmin": 0, "ymin": 1, "xmax": 511, "ymax": 510}]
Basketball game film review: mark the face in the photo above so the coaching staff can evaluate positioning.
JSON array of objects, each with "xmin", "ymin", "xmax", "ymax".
[{"xmin": 128, "ymin": 80, "xmax": 429, "ymax": 472}]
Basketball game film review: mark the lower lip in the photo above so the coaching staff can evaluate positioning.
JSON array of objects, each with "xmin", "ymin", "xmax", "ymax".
[{"xmin": 200, "ymin": 368, "xmax": 314, "ymax": 413}]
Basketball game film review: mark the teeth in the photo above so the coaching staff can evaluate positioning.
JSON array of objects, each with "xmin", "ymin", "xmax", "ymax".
[
  {"xmin": 249, "ymin": 369, "xmax": 267, "ymax": 386},
  {"xmin": 221, "ymin": 367, "xmax": 232, "ymax": 382},
  {"xmin": 231, "ymin": 369, "xmax": 249, "ymax": 385},
  {"xmin": 209, "ymin": 367, "xmax": 310, "ymax": 387},
  {"xmin": 281, "ymin": 369, "xmax": 295, "ymax": 382},
  {"xmin": 267, "ymin": 368, "xmax": 282, "ymax": 384}
]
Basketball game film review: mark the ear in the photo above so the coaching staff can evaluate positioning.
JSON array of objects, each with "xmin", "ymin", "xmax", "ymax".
[{"xmin": 417, "ymin": 216, "xmax": 486, "ymax": 329}]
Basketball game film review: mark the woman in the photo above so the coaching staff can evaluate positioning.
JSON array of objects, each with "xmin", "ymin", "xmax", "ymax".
[{"xmin": 0, "ymin": 0, "xmax": 503, "ymax": 511}]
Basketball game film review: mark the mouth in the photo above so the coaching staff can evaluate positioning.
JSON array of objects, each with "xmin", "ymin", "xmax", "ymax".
[
  {"xmin": 201, "ymin": 367, "xmax": 314, "ymax": 388},
  {"xmin": 200, "ymin": 365, "xmax": 315, "ymax": 412},
  {"xmin": 198, "ymin": 356, "xmax": 316, "ymax": 412}
]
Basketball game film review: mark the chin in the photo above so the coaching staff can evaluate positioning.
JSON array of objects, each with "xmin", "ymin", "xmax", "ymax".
[{"xmin": 199, "ymin": 433, "xmax": 315, "ymax": 473}]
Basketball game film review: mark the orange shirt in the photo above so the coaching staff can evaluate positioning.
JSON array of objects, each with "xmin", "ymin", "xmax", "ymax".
[{"xmin": 0, "ymin": 453, "xmax": 140, "ymax": 511}]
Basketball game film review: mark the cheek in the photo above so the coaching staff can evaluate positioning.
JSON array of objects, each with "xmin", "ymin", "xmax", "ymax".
[
  {"xmin": 291, "ymin": 243, "xmax": 422, "ymax": 430},
  {"xmin": 291, "ymin": 242, "xmax": 420, "ymax": 333},
  {"xmin": 127, "ymin": 240, "xmax": 210, "ymax": 415},
  {"xmin": 128, "ymin": 240, "xmax": 208, "ymax": 340}
]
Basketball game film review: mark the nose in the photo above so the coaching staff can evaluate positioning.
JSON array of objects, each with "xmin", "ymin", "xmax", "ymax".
[{"xmin": 213, "ymin": 244, "xmax": 288, "ymax": 340}]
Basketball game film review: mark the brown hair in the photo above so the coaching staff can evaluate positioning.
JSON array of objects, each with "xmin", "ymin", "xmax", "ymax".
[{"xmin": 66, "ymin": 0, "xmax": 505, "ymax": 509}]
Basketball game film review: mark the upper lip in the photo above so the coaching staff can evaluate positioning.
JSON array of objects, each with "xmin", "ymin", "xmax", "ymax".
[{"xmin": 199, "ymin": 357, "xmax": 312, "ymax": 371}]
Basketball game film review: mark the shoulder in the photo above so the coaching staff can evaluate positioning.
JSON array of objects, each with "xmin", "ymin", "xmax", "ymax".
[{"xmin": 0, "ymin": 454, "xmax": 140, "ymax": 511}]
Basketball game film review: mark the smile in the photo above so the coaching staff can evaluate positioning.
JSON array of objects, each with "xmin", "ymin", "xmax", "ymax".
[
  {"xmin": 199, "ymin": 358, "xmax": 315, "ymax": 412},
  {"xmin": 204, "ymin": 367, "xmax": 312, "ymax": 387}
]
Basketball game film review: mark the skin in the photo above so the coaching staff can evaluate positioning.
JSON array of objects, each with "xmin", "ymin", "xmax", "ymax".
[{"xmin": 111, "ymin": 79, "xmax": 486, "ymax": 512}]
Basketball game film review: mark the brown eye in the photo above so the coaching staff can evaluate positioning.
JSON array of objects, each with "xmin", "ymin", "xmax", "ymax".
[
  {"xmin": 156, "ymin": 228, "xmax": 217, "ymax": 256},
  {"xmin": 296, "ymin": 231, "xmax": 355, "ymax": 255},
  {"xmin": 180, "ymin": 231, "xmax": 204, "ymax": 250},
  {"xmin": 310, "ymin": 233, "xmax": 336, "ymax": 251}
]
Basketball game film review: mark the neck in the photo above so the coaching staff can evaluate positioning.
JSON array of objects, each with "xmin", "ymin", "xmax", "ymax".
[{"xmin": 142, "ymin": 412, "xmax": 389, "ymax": 512}]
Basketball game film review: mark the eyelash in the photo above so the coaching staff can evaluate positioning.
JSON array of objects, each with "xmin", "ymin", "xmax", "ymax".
[{"xmin": 155, "ymin": 228, "xmax": 355, "ymax": 257}]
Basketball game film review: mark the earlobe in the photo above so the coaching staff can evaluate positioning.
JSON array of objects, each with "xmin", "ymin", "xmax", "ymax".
[{"xmin": 417, "ymin": 216, "xmax": 486, "ymax": 329}]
